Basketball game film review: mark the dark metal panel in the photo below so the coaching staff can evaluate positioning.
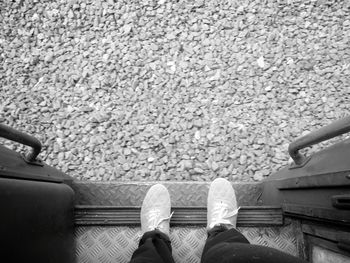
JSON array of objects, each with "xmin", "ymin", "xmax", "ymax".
[
  {"xmin": 277, "ymin": 171, "xmax": 350, "ymax": 189},
  {"xmin": 260, "ymin": 135, "xmax": 350, "ymax": 226},
  {"xmin": 266, "ymin": 138, "xmax": 350, "ymax": 183},
  {"xmin": 331, "ymin": 194, "xmax": 350, "ymax": 209},
  {"xmin": 0, "ymin": 178, "xmax": 75, "ymax": 263},
  {"xmin": 283, "ymin": 204, "xmax": 350, "ymax": 225},
  {"xmin": 74, "ymin": 206, "xmax": 283, "ymax": 227},
  {"xmin": 72, "ymin": 181, "xmax": 263, "ymax": 207},
  {"xmin": 301, "ymin": 224, "xmax": 350, "ymax": 244},
  {"xmin": 308, "ymin": 236, "xmax": 350, "ymax": 259},
  {"xmin": 262, "ymin": 185, "xmax": 350, "ymax": 209},
  {"xmin": 0, "ymin": 168, "xmax": 63, "ymax": 183},
  {"xmin": 301, "ymin": 223, "xmax": 350, "ymax": 259}
]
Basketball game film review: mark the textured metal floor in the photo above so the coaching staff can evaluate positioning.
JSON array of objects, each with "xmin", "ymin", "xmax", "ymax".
[{"xmin": 76, "ymin": 225, "xmax": 299, "ymax": 263}]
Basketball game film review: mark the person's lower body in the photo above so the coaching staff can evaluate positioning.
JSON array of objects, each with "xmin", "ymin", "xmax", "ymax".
[
  {"xmin": 201, "ymin": 224, "xmax": 308, "ymax": 263},
  {"xmin": 130, "ymin": 224, "xmax": 307, "ymax": 263},
  {"xmin": 130, "ymin": 179, "xmax": 308, "ymax": 263}
]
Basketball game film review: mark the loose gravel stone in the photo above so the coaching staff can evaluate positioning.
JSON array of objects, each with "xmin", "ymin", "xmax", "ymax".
[{"xmin": 0, "ymin": 0, "xmax": 349, "ymax": 182}]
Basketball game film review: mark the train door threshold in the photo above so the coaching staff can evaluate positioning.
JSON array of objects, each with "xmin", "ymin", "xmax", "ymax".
[{"xmin": 73, "ymin": 181, "xmax": 303, "ymax": 263}]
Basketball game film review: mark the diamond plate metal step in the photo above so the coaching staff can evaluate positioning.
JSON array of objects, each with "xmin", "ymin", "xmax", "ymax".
[
  {"xmin": 76, "ymin": 225, "xmax": 301, "ymax": 263},
  {"xmin": 72, "ymin": 181, "xmax": 263, "ymax": 206},
  {"xmin": 73, "ymin": 181, "xmax": 282, "ymax": 226},
  {"xmin": 73, "ymin": 181, "xmax": 302, "ymax": 262}
]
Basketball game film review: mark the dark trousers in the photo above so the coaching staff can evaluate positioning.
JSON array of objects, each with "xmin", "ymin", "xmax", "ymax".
[{"xmin": 129, "ymin": 226, "xmax": 308, "ymax": 263}]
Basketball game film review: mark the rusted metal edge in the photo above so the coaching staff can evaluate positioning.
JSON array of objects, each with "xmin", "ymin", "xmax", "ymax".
[{"xmin": 74, "ymin": 206, "xmax": 283, "ymax": 226}]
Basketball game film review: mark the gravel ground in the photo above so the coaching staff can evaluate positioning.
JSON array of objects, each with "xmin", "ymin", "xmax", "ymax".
[{"xmin": 1, "ymin": 0, "xmax": 349, "ymax": 182}]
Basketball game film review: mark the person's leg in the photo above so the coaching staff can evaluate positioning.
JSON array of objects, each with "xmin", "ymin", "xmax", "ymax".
[
  {"xmin": 130, "ymin": 229, "xmax": 174, "ymax": 263},
  {"xmin": 201, "ymin": 178, "xmax": 307, "ymax": 263},
  {"xmin": 129, "ymin": 184, "xmax": 175, "ymax": 263},
  {"xmin": 203, "ymin": 237, "xmax": 308, "ymax": 263},
  {"xmin": 202, "ymin": 224, "xmax": 249, "ymax": 257},
  {"xmin": 201, "ymin": 178, "xmax": 243, "ymax": 262}
]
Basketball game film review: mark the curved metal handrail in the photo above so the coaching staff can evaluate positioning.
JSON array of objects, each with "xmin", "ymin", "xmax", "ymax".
[
  {"xmin": 0, "ymin": 123, "xmax": 42, "ymax": 164},
  {"xmin": 288, "ymin": 115, "xmax": 350, "ymax": 166}
]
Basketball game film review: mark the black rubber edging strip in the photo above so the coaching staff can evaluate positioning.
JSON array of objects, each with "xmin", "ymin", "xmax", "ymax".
[{"xmin": 74, "ymin": 206, "xmax": 283, "ymax": 227}]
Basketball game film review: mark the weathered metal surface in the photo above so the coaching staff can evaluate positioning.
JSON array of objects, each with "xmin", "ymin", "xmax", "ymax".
[
  {"xmin": 75, "ymin": 225, "xmax": 299, "ymax": 263},
  {"xmin": 288, "ymin": 116, "xmax": 350, "ymax": 166},
  {"xmin": 304, "ymin": 224, "xmax": 350, "ymax": 260},
  {"xmin": 290, "ymin": 220, "xmax": 307, "ymax": 260},
  {"xmin": 74, "ymin": 206, "xmax": 283, "ymax": 227},
  {"xmin": 312, "ymin": 245, "xmax": 350, "ymax": 263},
  {"xmin": 302, "ymin": 224, "xmax": 350, "ymax": 248},
  {"xmin": 72, "ymin": 181, "xmax": 263, "ymax": 207},
  {"xmin": 283, "ymin": 203, "xmax": 350, "ymax": 225}
]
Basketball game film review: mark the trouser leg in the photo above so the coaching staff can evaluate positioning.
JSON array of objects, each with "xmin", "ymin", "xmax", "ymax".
[
  {"xmin": 201, "ymin": 225, "xmax": 308, "ymax": 263},
  {"xmin": 130, "ymin": 230, "xmax": 175, "ymax": 263},
  {"xmin": 201, "ymin": 225, "xmax": 249, "ymax": 262}
]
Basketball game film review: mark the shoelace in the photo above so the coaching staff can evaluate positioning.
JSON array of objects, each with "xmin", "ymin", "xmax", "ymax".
[
  {"xmin": 146, "ymin": 210, "xmax": 174, "ymax": 230},
  {"xmin": 209, "ymin": 202, "xmax": 240, "ymax": 229}
]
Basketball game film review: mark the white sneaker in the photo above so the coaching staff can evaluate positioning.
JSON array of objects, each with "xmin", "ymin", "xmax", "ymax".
[
  {"xmin": 207, "ymin": 178, "xmax": 239, "ymax": 230},
  {"xmin": 141, "ymin": 184, "xmax": 173, "ymax": 236}
]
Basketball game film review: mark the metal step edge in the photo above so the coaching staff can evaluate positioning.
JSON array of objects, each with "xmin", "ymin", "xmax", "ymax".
[
  {"xmin": 75, "ymin": 206, "xmax": 283, "ymax": 226},
  {"xmin": 72, "ymin": 181, "xmax": 263, "ymax": 207}
]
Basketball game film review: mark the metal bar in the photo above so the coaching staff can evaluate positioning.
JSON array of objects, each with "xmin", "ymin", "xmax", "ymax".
[
  {"xmin": 288, "ymin": 115, "xmax": 350, "ymax": 166},
  {"xmin": 74, "ymin": 206, "xmax": 283, "ymax": 226},
  {"xmin": 301, "ymin": 224, "xmax": 350, "ymax": 243},
  {"xmin": 0, "ymin": 124, "xmax": 42, "ymax": 163},
  {"xmin": 0, "ymin": 169, "xmax": 62, "ymax": 183},
  {"xmin": 277, "ymin": 171, "xmax": 350, "ymax": 189},
  {"xmin": 283, "ymin": 203, "xmax": 350, "ymax": 224}
]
